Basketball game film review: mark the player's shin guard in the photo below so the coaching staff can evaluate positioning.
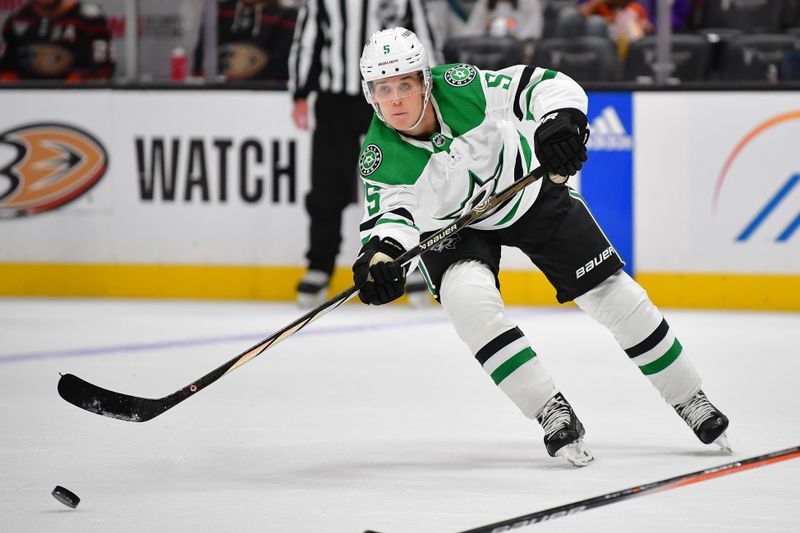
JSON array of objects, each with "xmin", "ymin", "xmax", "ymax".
[
  {"xmin": 440, "ymin": 261, "xmax": 556, "ymax": 419},
  {"xmin": 574, "ymin": 271, "xmax": 701, "ymax": 406}
]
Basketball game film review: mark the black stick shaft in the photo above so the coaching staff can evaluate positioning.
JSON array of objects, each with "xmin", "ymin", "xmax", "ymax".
[
  {"xmin": 456, "ymin": 445, "xmax": 800, "ymax": 533},
  {"xmin": 59, "ymin": 167, "xmax": 547, "ymax": 421}
]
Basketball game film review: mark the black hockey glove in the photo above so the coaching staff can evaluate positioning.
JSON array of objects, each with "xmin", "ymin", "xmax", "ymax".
[
  {"xmin": 534, "ymin": 108, "xmax": 590, "ymax": 178},
  {"xmin": 353, "ymin": 236, "xmax": 406, "ymax": 305}
]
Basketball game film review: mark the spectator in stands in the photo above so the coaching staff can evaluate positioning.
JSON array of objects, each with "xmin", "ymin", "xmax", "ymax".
[
  {"xmin": 638, "ymin": 0, "xmax": 694, "ymax": 32},
  {"xmin": 0, "ymin": 0, "xmax": 113, "ymax": 81},
  {"xmin": 575, "ymin": 0, "xmax": 652, "ymax": 58},
  {"xmin": 427, "ymin": 0, "xmax": 471, "ymax": 44},
  {"xmin": 193, "ymin": 0, "xmax": 297, "ymax": 82},
  {"xmin": 461, "ymin": 0, "xmax": 544, "ymax": 39}
]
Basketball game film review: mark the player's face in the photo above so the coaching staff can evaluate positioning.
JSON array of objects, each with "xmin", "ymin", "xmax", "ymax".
[{"xmin": 372, "ymin": 73, "xmax": 426, "ymax": 132}]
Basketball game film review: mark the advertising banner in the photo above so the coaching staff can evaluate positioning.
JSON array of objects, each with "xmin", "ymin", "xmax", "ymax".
[
  {"xmin": 635, "ymin": 92, "xmax": 800, "ymax": 274},
  {"xmin": 0, "ymin": 89, "xmax": 366, "ymax": 267},
  {"xmin": 584, "ymin": 92, "xmax": 634, "ymax": 275}
]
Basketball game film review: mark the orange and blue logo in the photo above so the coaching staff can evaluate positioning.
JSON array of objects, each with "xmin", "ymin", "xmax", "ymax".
[
  {"xmin": 0, "ymin": 123, "xmax": 108, "ymax": 218},
  {"xmin": 714, "ymin": 111, "xmax": 800, "ymax": 242}
]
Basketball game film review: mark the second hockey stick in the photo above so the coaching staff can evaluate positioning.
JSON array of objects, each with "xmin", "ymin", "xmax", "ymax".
[
  {"xmin": 453, "ymin": 445, "xmax": 800, "ymax": 533},
  {"xmin": 58, "ymin": 166, "xmax": 550, "ymax": 422}
]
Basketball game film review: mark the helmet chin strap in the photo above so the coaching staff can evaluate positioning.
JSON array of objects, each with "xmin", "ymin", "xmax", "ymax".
[{"xmin": 403, "ymin": 89, "xmax": 432, "ymax": 133}]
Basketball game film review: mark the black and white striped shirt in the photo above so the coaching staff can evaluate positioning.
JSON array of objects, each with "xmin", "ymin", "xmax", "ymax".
[{"xmin": 289, "ymin": 0, "xmax": 439, "ymax": 99}]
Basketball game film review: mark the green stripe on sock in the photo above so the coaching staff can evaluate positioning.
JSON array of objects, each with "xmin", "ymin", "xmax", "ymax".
[
  {"xmin": 639, "ymin": 339, "xmax": 683, "ymax": 375},
  {"xmin": 490, "ymin": 347, "xmax": 536, "ymax": 385}
]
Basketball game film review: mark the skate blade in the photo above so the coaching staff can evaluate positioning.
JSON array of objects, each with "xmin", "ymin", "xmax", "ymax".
[
  {"xmin": 713, "ymin": 432, "xmax": 733, "ymax": 455},
  {"xmin": 555, "ymin": 440, "xmax": 595, "ymax": 467}
]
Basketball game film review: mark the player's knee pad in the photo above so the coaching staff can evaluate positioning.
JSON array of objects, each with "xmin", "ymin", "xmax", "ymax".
[
  {"xmin": 439, "ymin": 260, "xmax": 514, "ymax": 354},
  {"xmin": 574, "ymin": 270, "xmax": 662, "ymax": 349},
  {"xmin": 575, "ymin": 271, "xmax": 700, "ymax": 404}
]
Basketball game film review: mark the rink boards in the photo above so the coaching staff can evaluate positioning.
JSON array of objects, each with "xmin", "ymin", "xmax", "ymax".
[{"xmin": 0, "ymin": 88, "xmax": 798, "ymax": 309}]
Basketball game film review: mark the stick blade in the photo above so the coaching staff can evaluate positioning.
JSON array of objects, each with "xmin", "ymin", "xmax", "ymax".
[{"xmin": 58, "ymin": 373, "xmax": 167, "ymax": 422}]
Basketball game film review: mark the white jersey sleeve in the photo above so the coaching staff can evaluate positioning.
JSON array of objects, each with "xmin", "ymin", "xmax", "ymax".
[{"xmin": 480, "ymin": 65, "xmax": 588, "ymax": 126}]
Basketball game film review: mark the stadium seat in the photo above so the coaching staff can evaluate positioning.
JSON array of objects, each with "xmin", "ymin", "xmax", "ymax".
[
  {"xmin": 531, "ymin": 36, "xmax": 619, "ymax": 82},
  {"xmin": 624, "ymin": 34, "xmax": 711, "ymax": 82},
  {"xmin": 719, "ymin": 33, "xmax": 800, "ymax": 80},
  {"xmin": 783, "ymin": 0, "xmax": 800, "ymax": 28},
  {"xmin": 700, "ymin": 0, "xmax": 784, "ymax": 33},
  {"xmin": 442, "ymin": 35, "xmax": 528, "ymax": 70},
  {"xmin": 542, "ymin": 0, "xmax": 577, "ymax": 38}
]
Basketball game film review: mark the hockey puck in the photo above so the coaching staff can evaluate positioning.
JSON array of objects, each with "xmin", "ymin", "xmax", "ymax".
[{"xmin": 51, "ymin": 485, "xmax": 80, "ymax": 509}]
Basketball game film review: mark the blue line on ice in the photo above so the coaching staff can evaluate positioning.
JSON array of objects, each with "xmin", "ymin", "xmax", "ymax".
[{"xmin": 0, "ymin": 316, "xmax": 452, "ymax": 365}]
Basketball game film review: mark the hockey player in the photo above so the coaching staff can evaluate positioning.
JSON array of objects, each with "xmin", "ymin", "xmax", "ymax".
[
  {"xmin": 0, "ymin": 0, "xmax": 113, "ymax": 81},
  {"xmin": 192, "ymin": 0, "xmax": 297, "ymax": 82},
  {"xmin": 351, "ymin": 27, "xmax": 730, "ymax": 466}
]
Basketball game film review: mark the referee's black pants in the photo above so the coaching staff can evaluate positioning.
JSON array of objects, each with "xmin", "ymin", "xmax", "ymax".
[{"xmin": 305, "ymin": 92, "xmax": 374, "ymax": 275}]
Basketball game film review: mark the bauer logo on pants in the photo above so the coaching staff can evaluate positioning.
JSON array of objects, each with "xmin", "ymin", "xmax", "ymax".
[
  {"xmin": 0, "ymin": 123, "xmax": 108, "ymax": 218},
  {"xmin": 359, "ymin": 144, "xmax": 383, "ymax": 176}
]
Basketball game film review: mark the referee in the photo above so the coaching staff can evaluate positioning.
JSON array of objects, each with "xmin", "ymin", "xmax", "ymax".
[{"xmin": 289, "ymin": 0, "xmax": 439, "ymax": 308}]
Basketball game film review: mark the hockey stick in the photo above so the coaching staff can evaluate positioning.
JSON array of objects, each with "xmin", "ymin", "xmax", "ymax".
[
  {"xmin": 449, "ymin": 445, "xmax": 800, "ymax": 533},
  {"xmin": 58, "ymin": 166, "xmax": 549, "ymax": 422}
]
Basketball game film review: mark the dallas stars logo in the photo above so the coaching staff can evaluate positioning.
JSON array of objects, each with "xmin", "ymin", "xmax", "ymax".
[
  {"xmin": 359, "ymin": 144, "xmax": 382, "ymax": 176},
  {"xmin": 432, "ymin": 234, "xmax": 461, "ymax": 253},
  {"xmin": 444, "ymin": 64, "xmax": 477, "ymax": 87},
  {"xmin": 434, "ymin": 152, "xmax": 504, "ymax": 220}
]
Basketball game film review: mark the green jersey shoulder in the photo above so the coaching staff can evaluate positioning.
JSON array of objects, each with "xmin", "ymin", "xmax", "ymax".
[
  {"xmin": 358, "ymin": 115, "xmax": 431, "ymax": 186},
  {"xmin": 358, "ymin": 63, "xmax": 491, "ymax": 187},
  {"xmin": 431, "ymin": 63, "xmax": 487, "ymax": 135}
]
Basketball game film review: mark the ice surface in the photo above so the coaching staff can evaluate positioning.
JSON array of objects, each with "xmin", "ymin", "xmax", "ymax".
[{"xmin": 1, "ymin": 298, "xmax": 798, "ymax": 532}]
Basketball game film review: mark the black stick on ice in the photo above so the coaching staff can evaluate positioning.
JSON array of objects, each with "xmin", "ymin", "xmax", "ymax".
[
  {"xmin": 451, "ymin": 445, "xmax": 800, "ymax": 533},
  {"xmin": 58, "ymin": 166, "xmax": 549, "ymax": 422}
]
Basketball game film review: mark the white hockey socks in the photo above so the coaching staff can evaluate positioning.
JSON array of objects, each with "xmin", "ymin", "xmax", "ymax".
[
  {"xmin": 574, "ymin": 271, "xmax": 701, "ymax": 406},
  {"xmin": 440, "ymin": 261, "xmax": 556, "ymax": 418}
]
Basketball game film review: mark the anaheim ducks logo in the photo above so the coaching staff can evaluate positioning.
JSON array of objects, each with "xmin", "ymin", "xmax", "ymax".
[
  {"xmin": 219, "ymin": 42, "xmax": 269, "ymax": 80},
  {"xmin": 21, "ymin": 43, "xmax": 75, "ymax": 77},
  {"xmin": 0, "ymin": 123, "xmax": 108, "ymax": 218}
]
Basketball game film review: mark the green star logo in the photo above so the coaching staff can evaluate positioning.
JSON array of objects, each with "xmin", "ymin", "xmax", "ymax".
[
  {"xmin": 359, "ymin": 144, "xmax": 383, "ymax": 176},
  {"xmin": 434, "ymin": 152, "xmax": 504, "ymax": 220},
  {"xmin": 444, "ymin": 64, "xmax": 477, "ymax": 87}
]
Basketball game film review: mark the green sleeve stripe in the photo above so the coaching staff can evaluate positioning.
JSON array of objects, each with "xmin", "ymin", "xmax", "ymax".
[
  {"xmin": 417, "ymin": 261, "xmax": 438, "ymax": 298},
  {"xmin": 517, "ymin": 131, "xmax": 533, "ymax": 170},
  {"xmin": 493, "ymin": 193, "xmax": 525, "ymax": 227},
  {"xmin": 525, "ymin": 69, "xmax": 558, "ymax": 121},
  {"xmin": 376, "ymin": 217, "xmax": 419, "ymax": 230},
  {"xmin": 639, "ymin": 339, "xmax": 683, "ymax": 375},
  {"xmin": 491, "ymin": 347, "xmax": 536, "ymax": 385}
]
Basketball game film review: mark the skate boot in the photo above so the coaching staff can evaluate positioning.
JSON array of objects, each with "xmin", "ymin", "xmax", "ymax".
[
  {"xmin": 536, "ymin": 392, "xmax": 594, "ymax": 467},
  {"xmin": 673, "ymin": 390, "xmax": 731, "ymax": 453},
  {"xmin": 296, "ymin": 269, "xmax": 330, "ymax": 309}
]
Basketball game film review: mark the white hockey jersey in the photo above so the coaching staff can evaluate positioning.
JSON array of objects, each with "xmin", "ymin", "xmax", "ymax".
[{"xmin": 357, "ymin": 63, "xmax": 588, "ymax": 255}]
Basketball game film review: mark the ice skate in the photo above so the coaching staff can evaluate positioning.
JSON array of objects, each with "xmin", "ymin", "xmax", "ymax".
[
  {"xmin": 296, "ymin": 269, "xmax": 330, "ymax": 309},
  {"xmin": 405, "ymin": 270, "xmax": 431, "ymax": 308},
  {"xmin": 536, "ymin": 392, "xmax": 594, "ymax": 467},
  {"xmin": 674, "ymin": 390, "xmax": 731, "ymax": 453}
]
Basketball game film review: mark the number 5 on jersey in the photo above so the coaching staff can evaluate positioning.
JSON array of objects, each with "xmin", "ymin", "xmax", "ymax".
[{"xmin": 366, "ymin": 184, "xmax": 381, "ymax": 215}]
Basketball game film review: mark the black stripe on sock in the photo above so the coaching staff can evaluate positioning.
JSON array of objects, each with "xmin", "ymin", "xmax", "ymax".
[
  {"xmin": 625, "ymin": 318, "xmax": 669, "ymax": 358},
  {"xmin": 476, "ymin": 327, "xmax": 524, "ymax": 366}
]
